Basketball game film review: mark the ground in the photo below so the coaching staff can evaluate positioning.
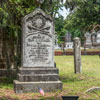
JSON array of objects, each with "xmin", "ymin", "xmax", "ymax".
[{"xmin": 0, "ymin": 55, "xmax": 100, "ymax": 100}]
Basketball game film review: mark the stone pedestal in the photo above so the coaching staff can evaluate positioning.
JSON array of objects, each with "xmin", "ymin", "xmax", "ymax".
[
  {"xmin": 14, "ymin": 67, "xmax": 62, "ymax": 93},
  {"xmin": 73, "ymin": 37, "xmax": 82, "ymax": 74}
]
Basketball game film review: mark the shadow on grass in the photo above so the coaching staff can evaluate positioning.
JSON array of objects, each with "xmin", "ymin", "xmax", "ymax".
[
  {"xmin": 0, "ymin": 77, "xmax": 14, "ymax": 89},
  {"xmin": 0, "ymin": 96, "xmax": 19, "ymax": 100},
  {"xmin": 60, "ymin": 74, "xmax": 83, "ymax": 83}
]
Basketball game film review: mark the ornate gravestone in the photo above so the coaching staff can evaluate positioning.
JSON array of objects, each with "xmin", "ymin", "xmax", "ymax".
[
  {"xmin": 14, "ymin": 8, "xmax": 62, "ymax": 93},
  {"xmin": 84, "ymin": 32, "xmax": 92, "ymax": 48}
]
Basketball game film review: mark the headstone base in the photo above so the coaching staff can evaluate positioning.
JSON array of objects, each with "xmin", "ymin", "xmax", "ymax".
[
  {"xmin": 14, "ymin": 80, "xmax": 62, "ymax": 93},
  {"xmin": 14, "ymin": 67, "xmax": 62, "ymax": 93}
]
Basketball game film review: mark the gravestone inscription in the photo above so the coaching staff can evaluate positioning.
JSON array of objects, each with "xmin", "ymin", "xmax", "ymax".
[{"xmin": 22, "ymin": 9, "xmax": 54, "ymax": 67}]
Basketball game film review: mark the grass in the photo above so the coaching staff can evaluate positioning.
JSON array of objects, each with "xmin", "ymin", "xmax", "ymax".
[
  {"xmin": 0, "ymin": 55, "xmax": 100, "ymax": 100},
  {"xmin": 55, "ymin": 55, "xmax": 100, "ymax": 100}
]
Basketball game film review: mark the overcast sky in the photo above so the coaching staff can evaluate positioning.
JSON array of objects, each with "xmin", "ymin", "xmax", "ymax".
[
  {"xmin": 58, "ymin": 0, "xmax": 70, "ymax": 19},
  {"xmin": 59, "ymin": 7, "xmax": 69, "ymax": 19}
]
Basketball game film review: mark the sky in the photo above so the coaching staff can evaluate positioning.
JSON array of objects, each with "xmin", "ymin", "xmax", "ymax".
[
  {"xmin": 59, "ymin": 7, "xmax": 70, "ymax": 19},
  {"xmin": 58, "ymin": 0, "xmax": 70, "ymax": 19}
]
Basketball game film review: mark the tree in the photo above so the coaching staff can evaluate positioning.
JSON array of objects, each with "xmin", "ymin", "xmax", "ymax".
[
  {"xmin": 0, "ymin": 0, "xmax": 64, "ymax": 68},
  {"xmin": 64, "ymin": 0, "xmax": 100, "ymax": 39}
]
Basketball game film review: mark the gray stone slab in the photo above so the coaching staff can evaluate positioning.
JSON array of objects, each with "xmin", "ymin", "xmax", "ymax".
[
  {"xmin": 18, "ymin": 74, "xmax": 59, "ymax": 82},
  {"xmin": 14, "ymin": 80, "xmax": 62, "ymax": 93},
  {"xmin": 22, "ymin": 8, "xmax": 54, "ymax": 67},
  {"xmin": 19, "ymin": 68, "xmax": 59, "ymax": 74}
]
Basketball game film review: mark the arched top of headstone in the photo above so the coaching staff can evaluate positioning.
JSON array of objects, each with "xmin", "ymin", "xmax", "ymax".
[{"xmin": 22, "ymin": 8, "xmax": 52, "ymax": 23}]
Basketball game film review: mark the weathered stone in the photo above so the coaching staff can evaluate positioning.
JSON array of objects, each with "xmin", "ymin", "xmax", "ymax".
[
  {"xmin": 18, "ymin": 74, "xmax": 59, "ymax": 82},
  {"xmin": 65, "ymin": 32, "xmax": 72, "ymax": 42},
  {"xmin": 91, "ymin": 31, "xmax": 100, "ymax": 48},
  {"xmin": 73, "ymin": 37, "xmax": 82, "ymax": 74},
  {"xmin": 19, "ymin": 68, "xmax": 59, "ymax": 74},
  {"xmin": 22, "ymin": 8, "xmax": 54, "ymax": 67},
  {"xmin": 84, "ymin": 32, "xmax": 92, "ymax": 48},
  {"xmin": 14, "ymin": 80, "xmax": 62, "ymax": 93},
  {"xmin": 14, "ymin": 8, "xmax": 62, "ymax": 93}
]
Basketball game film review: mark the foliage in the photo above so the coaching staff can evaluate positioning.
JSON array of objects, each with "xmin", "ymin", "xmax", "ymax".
[
  {"xmin": 0, "ymin": 0, "xmax": 64, "ymax": 68},
  {"xmin": 64, "ymin": 0, "xmax": 100, "ymax": 39},
  {"xmin": 55, "ymin": 15, "xmax": 66, "ymax": 44}
]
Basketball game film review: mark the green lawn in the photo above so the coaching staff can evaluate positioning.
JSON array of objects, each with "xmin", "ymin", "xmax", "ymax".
[
  {"xmin": 0, "ymin": 55, "xmax": 100, "ymax": 100},
  {"xmin": 55, "ymin": 55, "xmax": 100, "ymax": 100}
]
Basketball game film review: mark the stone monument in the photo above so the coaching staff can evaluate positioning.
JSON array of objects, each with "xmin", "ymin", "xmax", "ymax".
[
  {"xmin": 84, "ymin": 32, "xmax": 92, "ymax": 48},
  {"xmin": 65, "ymin": 32, "xmax": 72, "ymax": 42},
  {"xmin": 73, "ymin": 37, "xmax": 82, "ymax": 74},
  {"xmin": 91, "ymin": 30, "xmax": 100, "ymax": 48},
  {"xmin": 14, "ymin": 8, "xmax": 62, "ymax": 93},
  {"xmin": 65, "ymin": 32, "xmax": 73, "ymax": 49}
]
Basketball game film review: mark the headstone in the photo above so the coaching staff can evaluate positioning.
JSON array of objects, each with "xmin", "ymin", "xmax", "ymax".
[
  {"xmin": 65, "ymin": 42, "xmax": 73, "ymax": 49},
  {"xmin": 22, "ymin": 10, "xmax": 54, "ymax": 67},
  {"xmin": 65, "ymin": 32, "xmax": 72, "ymax": 42},
  {"xmin": 84, "ymin": 32, "xmax": 92, "ymax": 48},
  {"xmin": 65, "ymin": 32, "xmax": 73, "ymax": 49},
  {"xmin": 91, "ymin": 31, "xmax": 100, "ymax": 48},
  {"xmin": 96, "ymin": 30, "xmax": 100, "ymax": 43},
  {"xmin": 73, "ymin": 37, "xmax": 82, "ymax": 74},
  {"xmin": 91, "ymin": 31, "xmax": 96, "ymax": 44},
  {"xmin": 14, "ymin": 8, "xmax": 62, "ymax": 93}
]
